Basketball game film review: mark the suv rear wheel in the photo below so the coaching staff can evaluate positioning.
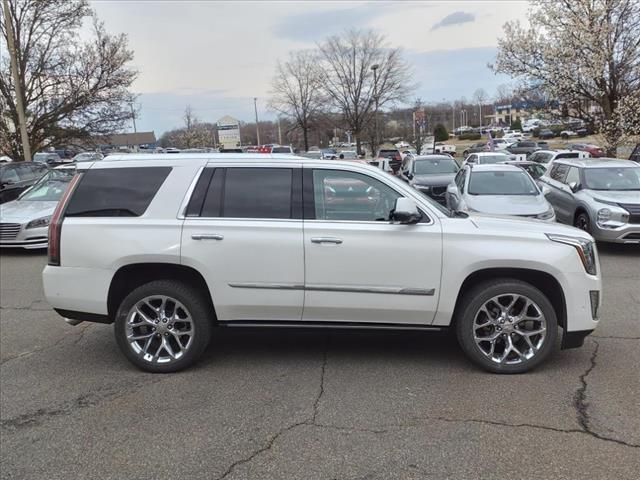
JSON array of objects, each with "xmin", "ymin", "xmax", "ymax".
[
  {"xmin": 114, "ymin": 280, "xmax": 212, "ymax": 373},
  {"xmin": 455, "ymin": 279, "xmax": 558, "ymax": 373}
]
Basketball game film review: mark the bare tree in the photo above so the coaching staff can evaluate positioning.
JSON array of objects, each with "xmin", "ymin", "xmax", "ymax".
[
  {"xmin": 472, "ymin": 88, "xmax": 488, "ymax": 126},
  {"xmin": 0, "ymin": 0, "xmax": 137, "ymax": 160},
  {"xmin": 268, "ymin": 50, "xmax": 323, "ymax": 152},
  {"xmin": 410, "ymin": 98, "xmax": 427, "ymax": 155},
  {"xmin": 494, "ymin": 84, "xmax": 514, "ymax": 104},
  {"xmin": 159, "ymin": 106, "xmax": 214, "ymax": 148},
  {"xmin": 318, "ymin": 29, "xmax": 414, "ymax": 154},
  {"xmin": 494, "ymin": 0, "xmax": 640, "ymax": 154}
]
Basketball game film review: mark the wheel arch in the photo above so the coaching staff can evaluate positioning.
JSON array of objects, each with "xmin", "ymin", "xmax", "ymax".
[
  {"xmin": 451, "ymin": 267, "xmax": 567, "ymax": 330},
  {"xmin": 107, "ymin": 263, "xmax": 217, "ymax": 322}
]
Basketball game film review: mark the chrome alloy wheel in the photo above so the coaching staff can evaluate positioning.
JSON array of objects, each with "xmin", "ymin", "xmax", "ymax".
[
  {"xmin": 473, "ymin": 293, "xmax": 547, "ymax": 365},
  {"xmin": 126, "ymin": 295, "xmax": 195, "ymax": 364}
]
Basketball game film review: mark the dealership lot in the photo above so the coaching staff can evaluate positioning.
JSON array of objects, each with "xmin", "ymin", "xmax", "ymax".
[{"xmin": 1, "ymin": 247, "xmax": 638, "ymax": 479}]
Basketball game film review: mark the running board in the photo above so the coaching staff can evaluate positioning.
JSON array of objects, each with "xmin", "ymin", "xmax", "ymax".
[{"xmin": 217, "ymin": 320, "xmax": 445, "ymax": 331}]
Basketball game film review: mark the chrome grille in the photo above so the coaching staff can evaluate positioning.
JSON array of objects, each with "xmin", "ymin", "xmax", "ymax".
[
  {"xmin": 0, "ymin": 223, "xmax": 21, "ymax": 240},
  {"xmin": 619, "ymin": 203, "xmax": 640, "ymax": 224}
]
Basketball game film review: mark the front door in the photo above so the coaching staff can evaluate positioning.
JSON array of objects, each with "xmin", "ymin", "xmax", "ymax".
[
  {"xmin": 181, "ymin": 165, "xmax": 304, "ymax": 321},
  {"xmin": 302, "ymin": 167, "xmax": 442, "ymax": 325}
]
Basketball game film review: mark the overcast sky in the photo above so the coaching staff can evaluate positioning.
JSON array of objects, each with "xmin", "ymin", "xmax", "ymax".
[{"xmin": 90, "ymin": 0, "xmax": 530, "ymax": 135}]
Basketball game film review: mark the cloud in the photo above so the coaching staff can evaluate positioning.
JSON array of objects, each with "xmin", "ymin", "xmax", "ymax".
[{"xmin": 431, "ymin": 11, "xmax": 475, "ymax": 31}]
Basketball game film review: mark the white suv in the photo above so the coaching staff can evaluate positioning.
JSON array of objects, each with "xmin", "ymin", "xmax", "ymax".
[{"xmin": 43, "ymin": 154, "xmax": 602, "ymax": 373}]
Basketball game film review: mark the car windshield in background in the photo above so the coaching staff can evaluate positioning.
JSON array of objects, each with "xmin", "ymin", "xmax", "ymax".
[
  {"xmin": 480, "ymin": 155, "xmax": 509, "ymax": 164},
  {"xmin": 340, "ymin": 151, "xmax": 358, "ymax": 159},
  {"xmin": 271, "ymin": 147, "xmax": 291, "ymax": 153},
  {"xmin": 469, "ymin": 171, "xmax": 539, "ymax": 195},
  {"xmin": 20, "ymin": 177, "xmax": 71, "ymax": 201},
  {"xmin": 522, "ymin": 164, "xmax": 547, "ymax": 179},
  {"xmin": 583, "ymin": 167, "xmax": 640, "ymax": 191},
  {"xmin": 414, "ymin": 158, "xmax": 458, "ymax": 174}
]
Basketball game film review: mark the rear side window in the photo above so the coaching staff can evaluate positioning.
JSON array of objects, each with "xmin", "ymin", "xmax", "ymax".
[
  {"xmin": 187, "ymin": 167, "xmax": 297, "ymax": 219},
  {"xmin": 549, "ymin": 164, "xmax": 570, "ymax": 182},
  {"xmin": 66, "ymin": 167, "xmax": 171, "ymax": 217}
]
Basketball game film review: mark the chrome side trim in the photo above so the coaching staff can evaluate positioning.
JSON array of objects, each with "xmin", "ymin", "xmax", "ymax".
[
  {"xmin": 228, "ymin": 282, "xmax": 305, "ymax": 290},
  {"xmin": 227, "ymin": 283, "xmax": 434, "ymax": 296},
  {"xmin": 306, "ymin": 285, "xmax": 435, "ymax": 296}
]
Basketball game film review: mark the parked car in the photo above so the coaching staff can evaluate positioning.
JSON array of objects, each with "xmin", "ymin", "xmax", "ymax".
[
  {"xmin": 42, "ymin": 153, "xmax": 601, "ymax": 374},
  {"xmin": 0, "ymin": 155, "xmax": 12, "ymax": 163},
  {"xmin": 300, "ymin": 151, "xmax": 322, "ymax": 160},
  {"xmin": 72, "ymin": 152, "xmax": 104, "ymax": 163},
  {"xmin": 568, "ymin": 143, "xmax": 605, "ymax": 158},
  {"xmin": 538, "ymin": 129, "xmax": 555, "ymax": 139},
  {"xmin": 401, "ymin": 155, "xmax": 460, "ymax": 205},
  {"xmin": 430, "ymin": 142, "xmax": 456, "ymax": 156},
  {"xmin": 560, "ymin": 130, "xmax": 578, "ymax": 139},
  {"xmin": 446, "ymin": 164, "xmax": 556, "ymax": 222},
  {"xmin": 376, "ymin": 149, "xmax": 402, "ymax": 172},
  {"xmin": 0, "ymin": 162, "xmax": 49, "ymax": 204},
  {"xmin": 529, "ymin": 149, "xmax": 590, "ymax": 166},
  {"xmin": 506, "ymin": 141, "xmax": 540, "ymax": 157},
  {"xmin": 503, "ymin": 161, "xmax": 548, "ymax": 180},
  {"xmin": 463, "ymin": 152, "xmax": 512, "ymax": 166},
  {"xmin": 0, "ymin": 166, "xmax": 75, "ymax": 248},
  {"xmin": 630, "ymin": 144, "xmax": 640, "ymax": 163},
  {"xmin": 462, "ymin": 143, "xmax": 487, "ymax": 157},
  {"xmin": 539, "ymin": 158, "xmax": 640, "ymax": 243},
  {"xmin": 33, "ymin": 152, "xmax": 63, "ymax": 165}
]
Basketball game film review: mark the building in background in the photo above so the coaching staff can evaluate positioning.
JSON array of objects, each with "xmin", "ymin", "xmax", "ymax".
[
  {"xmin": 97, "ymin": 131, "xmax": 157, "ymax": 152},
  {"xmin": 217, "ymin": 116, "xmax": 241, "ymax": 149}
]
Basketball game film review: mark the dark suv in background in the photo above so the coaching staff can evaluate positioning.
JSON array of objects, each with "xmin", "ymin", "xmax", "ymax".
[{"xmin": 0, "ymin": 162, "xmax": 49, "ymax": 203}]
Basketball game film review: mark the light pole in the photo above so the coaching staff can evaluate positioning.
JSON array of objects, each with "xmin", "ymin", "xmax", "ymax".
[
  {"xmin": 371, "ymin": 64, "xmax": 379, "ymax": 151},
  {"xmin": 3, "ymin": 0, "xmax": 31, "ymax": 161},
  {"xmin": 253, "ymin": 97, "xmax": 261, "ymax": 145},
  {"xmin": 277, "ymin": 117, "xmax": 282, "ymax": 145},
  {"xmin": 129, "ymin": 101, "xmax": 137, "ymax": 133}
]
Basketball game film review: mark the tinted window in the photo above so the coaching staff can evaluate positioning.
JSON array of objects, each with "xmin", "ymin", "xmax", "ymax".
[
  {"xmin": 66, "ymin": 167, "xmax": 171, "ymax": 217},
  {"xmin": 1, "ymin": 166, "xmax": 20, "ymax": 184},
  {"xmin": 223, "ymin": 168, "xmax": 292, "ymax": 219},
  {"xmin": 549, "ymin": 164, "xmax": 570, "ymax": 182},
  {"xmin": 313, "ymin": 169, "xmax": 400, "ymax": 221},
  {"xmin": 15, "ymin": 163, "xmax": 36, "ymax": 181},
  {"xmin": 556, "ymin": 152, "xmax": 580, "ymax": 159},
  {"xmin": 414, "ymin": 158, "xmax": 459, "ymax": 174},
  {"xmin": 271, "ymin": 147, "xmax": 292, "ymax": 154}
]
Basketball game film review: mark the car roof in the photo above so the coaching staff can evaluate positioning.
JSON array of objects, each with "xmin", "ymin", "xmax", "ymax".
[
  {"xmin": 413, "ymin": 155, "xmax": 455, "ymax": 161},
  {"xmin": 503, "ymin": 161, "xmax": 538, "ymax": 166},
  {"xmin": 553, "ymin": 158, "xmax": 637, "ymax": 168},
  {"xmin": 535, "ymin": 149, "xmax": 581, "ymax": 155},
  {"xmin": 469, "ymin": 164, "xmax": 523, "ymax": 172},
  {"xmin": 475, "ymin": 152, "xmax": 509, "ymax": 157}
]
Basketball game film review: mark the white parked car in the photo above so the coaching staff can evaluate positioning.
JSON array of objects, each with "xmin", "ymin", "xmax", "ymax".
[
  {"xmin": 528, "ymin": 149, "xmax": 590, "ymax": 166},
  {"xmin": 0, "ymin": 166, "xmax": 76, "ymax": 249},
  {"xmin": 446, "ymin": 164, "xmax": 556, "ymax": 221},
  {"xmin": 463, "ymin": 151, "xmax": 512, "ymax": 166},
  {"xmin": 43, "ymin": 154, "xmax": 601, "ymax": 374}
]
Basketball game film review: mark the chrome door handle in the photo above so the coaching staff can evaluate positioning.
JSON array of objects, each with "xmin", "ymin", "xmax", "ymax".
[
  {"xmin": 191, "ymin": 234, "xmax": 224, "ymax": 241},
  {"xmin": 311, "ymin": 237, "xmax": 343, "ymax": 244}
]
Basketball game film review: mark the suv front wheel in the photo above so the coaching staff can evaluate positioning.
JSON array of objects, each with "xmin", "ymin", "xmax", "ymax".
[
  {"xmin": 456, "ymin": 279, "xmax": 558, "ymax": 373},
  {"xmin": 114, "ymin": 280, "xmax": 212, "ymax": 373}
]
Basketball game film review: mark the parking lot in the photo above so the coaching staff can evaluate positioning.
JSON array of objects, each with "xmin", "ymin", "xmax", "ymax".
[{"xmin": 0, "ymin": 245, "xmax": 638, "ymax": 479}]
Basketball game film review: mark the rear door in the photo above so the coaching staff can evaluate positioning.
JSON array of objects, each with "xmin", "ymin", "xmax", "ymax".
[
  {"xmin": 301, "ymin": 166, "xmax": 442, "ymax": 325},
  {"xmin": 181, "ymin": 164, "xmax": 304, "ymax": 321},
  {"xmin": 543, "ymin": 163, "xmax": 571, "ymax": 222}
]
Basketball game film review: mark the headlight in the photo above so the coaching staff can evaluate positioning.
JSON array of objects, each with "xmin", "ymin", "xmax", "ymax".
[
  {"xmin": 537, "ymin": 207, "xmax": 555, "ymax": 220},
  {"xmin": 26, "ymin": 216, "xmax": 51, "ymax": 229},
  {"xmin": 596, "ymin": 207, "xmax": 628, "ymax": 228},
  {"xmin": 546, "ymin": 234, "xmax": 597, "ymax": 275}
]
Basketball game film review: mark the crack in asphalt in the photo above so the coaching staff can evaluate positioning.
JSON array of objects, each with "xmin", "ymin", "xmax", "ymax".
[
  {"xmin": 591, "ymin": 335, "xmax": 640, "ymax": 340},
  {"xmin": 0, "ymin": 299, "xmax": 51, "ymax": 312},
  {"xmin": 0, "ymin": 324, "xmax": 91, "ymax": 366},
  {"xmin": 215, "ymin": 335, "xmax": 330, "ymax": 480}
]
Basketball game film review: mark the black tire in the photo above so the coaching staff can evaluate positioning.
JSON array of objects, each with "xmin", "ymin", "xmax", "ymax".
[
  {"xmin": 574, "ymin": 211, "xmax": 591, "ymax": 234},
  {"xmin": 114, "ymin": 280, "xmax": 213, "ymax": 373},
  {"xmin": 455, "ymin": 278, "xmax": 558, "ymax": 374}
]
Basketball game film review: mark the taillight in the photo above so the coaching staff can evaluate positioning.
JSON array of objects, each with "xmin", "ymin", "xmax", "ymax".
[
  {"xmin": 48, "ymin": 173, "xmax": 82, "ymax": 266},
  {"xmin": 394, "ymin": 153, "xmax": 401, "ymax": 161}
]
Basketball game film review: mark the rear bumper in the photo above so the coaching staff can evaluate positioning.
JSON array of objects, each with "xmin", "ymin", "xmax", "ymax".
[{"xmin": 43, "ymin": 265, "xmax": 113, "ymax": 316}]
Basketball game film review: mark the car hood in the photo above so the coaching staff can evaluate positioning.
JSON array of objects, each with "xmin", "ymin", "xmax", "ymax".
[
  {"xmin": 412, "ymin": 173, "xmax": 456, "ymax": 186},
  {"xmin": 582, "ymin": 189, "xmax": 640, "ymax": 204},
  {"xmin": 466, "ymin": 194, "xmax": 549, "ymax": 215},
  {"xmin": 0, "ymin": 200, "xmax": 57, "ymax": 223},
  {"xmin": 468, "ymin": 214, "xmax": 592, "ymax": 240}
]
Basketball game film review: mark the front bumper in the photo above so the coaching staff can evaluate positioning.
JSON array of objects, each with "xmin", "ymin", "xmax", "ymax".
[
  {"xmin": 591, "ymin": 223, "xmax": 640, "ymax": 244},
  {"xmin": 0, "ymin": 224, "xmax": 48, "ymax": 249}
]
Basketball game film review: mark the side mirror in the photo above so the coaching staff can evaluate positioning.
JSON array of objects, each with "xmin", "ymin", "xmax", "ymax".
[
  {"xmin": 541, "ymin": 185, "xmax": 551, "ymax": 196},
  {"xmin": 568, "ymin": 181, "xmax": 579, "ymax": 192},
  {"xmin": 390, "ymin": 198, "xmax": 421, "ymax": 224},
  {"xmin": 407, "ymin": 173, "xmax": 414, "ymax": 180}
]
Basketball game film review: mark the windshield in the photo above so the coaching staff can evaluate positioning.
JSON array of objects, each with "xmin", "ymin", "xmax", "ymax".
[
  {"xmin": 271, "ymin": 147, "xmax": 291, "ymax": 153},
  {"xmin": 583, "ymin": 167, "xmax": 640, "ymax": 191},
  {"xmin": 414, "ymin": 158, "xmax": 459, "ymax": 175},
  {"xmin": 74, "ymin": 153, "xmax": 99, "ymax": 162},
  {"xmin": 20, "ymin": 175, "xmax": 72, "ymax": 201},
  {"xmin": 479, "ymin": 155, "xmax": 509, "ymax": 164},
  {"xmin": 469, "ymin": 170, "xmax": 539, "ymax": 195}
]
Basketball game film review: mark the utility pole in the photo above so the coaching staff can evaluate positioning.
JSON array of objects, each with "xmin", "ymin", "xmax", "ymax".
[
  {"xmin": 277, "ymin": 117, "xmax": 282, "ymax": 145},
  {"xmin": 129, "ymin": 102, "xmax": 137, "ymax": 133},
  {"xmin": 451, "ymin": 103, "xmax": 455, "ymax": 132},
  {"xmin": 3, "ymin": 0, "xmax": 31, "ymax": 161},
  {"xmin": 253, "ymin": 97, "xmax": 261, "ymax": 145},
  {"xmin": 371, "ymin": 64, "xmax": 379, "ymax": 151}
]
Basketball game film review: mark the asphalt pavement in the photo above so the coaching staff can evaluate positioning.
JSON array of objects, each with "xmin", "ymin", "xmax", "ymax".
[{"xmin": 1, "ymin": 245, "xmax": 638, "ymax": 479}]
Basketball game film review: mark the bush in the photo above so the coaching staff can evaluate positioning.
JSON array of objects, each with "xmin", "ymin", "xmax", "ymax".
[
  {"xmin": 434, "ymin": 124, "xmax": 449, "ymax": 142},
  {"xmin": 511, "ymin": 119, "xmax": 522, "ymax": 131},
  {"xmin": 458, "ymin": 132, "xmax": 482, "ymax": 141}
]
